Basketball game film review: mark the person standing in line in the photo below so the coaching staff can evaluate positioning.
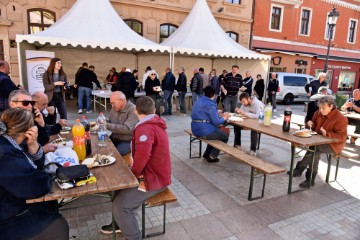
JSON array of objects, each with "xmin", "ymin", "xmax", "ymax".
[
  {"xmin": 74, "ymin": 63, "xmax": 102, "ymax": 114},
  {"xmin": 0, "ymin": 60, "xmax": 21, "ymax": 113},
  {"xmin": 142, "ymin": 66, "xmax": 158, "ymax": 90},
  {"xmin": 101, "ymin": 96, "xmax": 171, "ymax": 238},
  {"xmin": 105, "ymin": 67, "xmax": 117, "ymax": 91},
  {"xmin": 305, "ymin": 72, "xmax": 327, "ymax": 96},
  {"xmin": 209, "ymin": 69, "xmax": 220, "ymax": 102},
  {"xmin": 218, "ymin": 69, "xmax": 228, "ymax": 108},
  {"xmin": 118, "ymin": 68, "xmax": 138, "ymax": 104},
  {"xmin": 161, "ymin": 67, "xmax": 176, "ymax": 115},
  {"xmin": 144, "ymin": 70, "xmax": 162, "ymax": 117},
  {"xmin": 242, "ymin": 71, "xmax": 253, "ymax": 96},
  {"xmin": 176, "ymin": 67, "xmax": 187, "ymax": 114},
  {"xmin": 253, "ymin": 74, "xmax": 265, "ymax": 101},
  {"xmin": 305, "ymin": 86, "xmax": 329, "ymax": 124},
  {"xmin": 42, "ymin": 58, "xmax": 69, "ymax": 122},
  {"xmin": 267, "ymin": 72, "xmax": 279, "ymax": 112},
  {"xmin": 220, "ymin": 65, "xmax": 243, "ymax": 113},
  {"xmin": 190, "ymin": 68, "xmax": 203, "ymax": 105},
  {"xmin": 199, "ymin": 67, "xmax": 209, "ymax": 91}
]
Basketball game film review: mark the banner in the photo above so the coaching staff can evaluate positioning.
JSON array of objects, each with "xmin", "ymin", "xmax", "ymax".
[{"xmin": 26, "ymin": 50, "xmax": 55, "ymax": 94}]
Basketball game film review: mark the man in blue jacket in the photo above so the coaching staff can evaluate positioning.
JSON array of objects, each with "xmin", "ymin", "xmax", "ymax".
[
  {"xmin": 0, "ymin": 60, "xmax": 20, "ymax": 113},
  {"xmin": 191, "ymin": 86, "xmax": 230, "ymax": 163},
  {"xmin": 161, "ymin": 67, "xmax": 175, "ymax": 115}
]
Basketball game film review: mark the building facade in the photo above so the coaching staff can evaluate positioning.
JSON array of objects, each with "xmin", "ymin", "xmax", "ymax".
[
  {"xmin": 0, "ymin": 0, "xmax": 254, "ymax": 85},
  {"xmin": 252, "ymin": 0, "xmax": 360, "ymax": 93}
]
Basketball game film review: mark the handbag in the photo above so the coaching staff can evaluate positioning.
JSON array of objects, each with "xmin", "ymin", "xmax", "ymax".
[{"xmin": 43, "ymin": 163, "xmax": 90, "ymax": 183}]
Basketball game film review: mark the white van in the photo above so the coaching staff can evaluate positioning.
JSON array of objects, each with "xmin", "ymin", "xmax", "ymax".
[{"xmin": 273, "ymin": 72, "xmax": 316, "ymax": 105}]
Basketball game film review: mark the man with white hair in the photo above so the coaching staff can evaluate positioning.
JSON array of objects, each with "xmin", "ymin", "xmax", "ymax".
[{"xmin": 305, "ymin": 72, "xmax": 327, "ymax": 96}]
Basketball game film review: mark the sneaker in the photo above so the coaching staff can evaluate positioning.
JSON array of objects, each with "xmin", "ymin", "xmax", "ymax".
[
  {"xmin": 78, "ymin": 109, "xmax": 83, "ymax": 114},
  {"xmin": 101, "ymin": 223, "xmax": 122, "ymax": 235},
  {"xmin": 249, "ymin": 150, "xmax": 257, "ymax": 157},
  {"xmin": 86, "ymin": 110, "xmax": 92, "ymax": 113},
  {"xmin": 273, "ymin": 109, "xmax": 277, "ymax": 113}
]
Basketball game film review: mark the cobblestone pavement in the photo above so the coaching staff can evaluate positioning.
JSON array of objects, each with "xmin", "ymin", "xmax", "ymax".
[{"xmin": 61, "ymin": 100, "xmax": 360, "ymax": 239}]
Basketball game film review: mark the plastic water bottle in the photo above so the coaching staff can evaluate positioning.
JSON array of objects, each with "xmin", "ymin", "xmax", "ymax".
[
  {"xmin": 264, "ymin": 103, "xmax": 272, "ymax": 126},
  {"xmin": 258, "ymin": 110, "xmax": 264, "ymax": 124},
  {"xmin": 96, "ymin": 112, "xmax": 107, "ymax": 147}
]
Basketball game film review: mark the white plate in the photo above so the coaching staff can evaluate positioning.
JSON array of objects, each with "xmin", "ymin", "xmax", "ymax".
[{"xmin": 82, "ymin": 156, "xmax": 116, "ymax": 168}]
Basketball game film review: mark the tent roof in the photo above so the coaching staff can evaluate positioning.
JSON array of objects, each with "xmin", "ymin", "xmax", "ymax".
[
  {"xmin": 16, "ymin": 0, "xmax": 170, "ymax": 53},
  {"xmin": 161, "ymin": 0, "xmax": 269, "ymax": 60}
]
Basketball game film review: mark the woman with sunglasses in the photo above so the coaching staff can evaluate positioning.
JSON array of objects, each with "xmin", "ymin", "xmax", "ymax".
[
  {"xmin": 43, "ymin": 58, "xmax": 69, "ymax": 123},
  {"xmin": 0, "ymin": 108, "xmax": 69, "ymax": 239},
  {"xmin": 144, "ymin": 70, "xmax": 161, "ymax": 116}
]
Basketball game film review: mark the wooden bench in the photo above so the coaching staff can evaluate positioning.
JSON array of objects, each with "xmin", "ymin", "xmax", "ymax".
[
  {"xmin": 184, "ymin": 129, "xmax": 286, "ymax": 201},
  {"xmin": 325, "ymin": 150, "xmax": 358, "ymax": 183},
  {"xmin": 348, "ymin": 132, "xmax": 360, "ymax": 142},
  {"xmin": 141, "ymin": 187, "xmax": 177, "ymax": 238}
]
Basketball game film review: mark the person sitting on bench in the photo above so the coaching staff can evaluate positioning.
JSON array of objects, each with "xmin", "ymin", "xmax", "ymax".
[
  {"xmin": 341, "ymin": 89, "xmax": 360, "ymax": 144},
  {"xmin": 191, "ymin": 86, "xmax": 231, "ymax": 163},
  {"xmin": 101, "ymin": 96, "xmax": 172, "ymax": 239}
]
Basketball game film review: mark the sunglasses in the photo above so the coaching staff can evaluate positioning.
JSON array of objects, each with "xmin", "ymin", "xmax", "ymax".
[
  {"xmin": 12, "ymin": 100, "xmax": 36, "ymax": 106},
  {"xmin": 150, "ymin": 73, "xmax": 156, "ymax": 76}
]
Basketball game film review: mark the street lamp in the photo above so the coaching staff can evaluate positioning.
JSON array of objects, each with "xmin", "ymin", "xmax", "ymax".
[{"xmin": 324, "ymin": 7, "xmax": 340, "ymax": 73}]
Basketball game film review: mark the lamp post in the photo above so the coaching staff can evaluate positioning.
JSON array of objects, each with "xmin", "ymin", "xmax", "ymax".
[{"xmin": 324, "ymin": 7, "xmax": 340, "ymax": 73}]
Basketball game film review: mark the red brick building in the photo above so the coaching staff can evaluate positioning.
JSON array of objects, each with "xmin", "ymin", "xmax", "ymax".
[{"xmin": 252, "ymin": 0, "xmax": 360, "ymax": 93}]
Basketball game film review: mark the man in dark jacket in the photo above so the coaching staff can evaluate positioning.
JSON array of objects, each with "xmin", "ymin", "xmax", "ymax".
[
  {"xmin": 176, "ymin": 67, "xmax": 187, "ymax": 114},
  {"xmin": 220, "ymin": 65, "xmax": 243, "ymax": 113},
  {"xmin": 0, "ymin": 60, "xmax": 20, "ymax": 112},
  {"xmin": 242, "ymin": 71, "xmax": 253, "ymax": 96},
  {"xmin": 305, "ymin": 72, "xmax": 327, "ymax": 96},
  {"xmin": 161, "ymin": 67, "xmax": 176, "ymax": 115},
  {"xmin": 267, "ymin": 73, "xmax": 279, "ymax": 112},
  {"xmin": 75, "ymin": 65, "xmax": 102, "ymax": 114},
  {"xmin": 101, "ymin": 96, "xmax": 171, "ymax": 238},
  {"xmin": 305, "ymin": 86, "xmax": 328, "ymax": 123},
  {"xmin": 253, "ymin": 74, "xmax": 265, "ymax": 101},
  {"xmin": 190, "ymin": 68, "xmax": 203, "ymax": 105},
  {"xmin": 118, "ymin": 69, "xmax": 138, "ymax": 103}
]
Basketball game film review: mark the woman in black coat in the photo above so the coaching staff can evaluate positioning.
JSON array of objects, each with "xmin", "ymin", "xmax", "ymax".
[
  {"xmin": 145, "ymin": 70, "xmax": 162, "ymax": 116},
  {"xmin": 253, "ymin": 74, "xmax": 265, "ymax": 101}
]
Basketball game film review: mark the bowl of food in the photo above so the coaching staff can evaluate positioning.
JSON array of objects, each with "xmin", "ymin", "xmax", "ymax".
[
  {"xmin": 293, "ymin": 130, "xmax": 312, "ymax": 138},
  {"xmin": 82, "ymin": 154, "xmax": 115, "ymax": 168}
]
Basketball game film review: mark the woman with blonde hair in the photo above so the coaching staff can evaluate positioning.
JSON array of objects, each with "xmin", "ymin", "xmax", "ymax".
[
  {"xmin": 43, "ymin": 57, "xmax": 69, "ymax": 122},
  {"xmin": 0, "ymin": 108, "xmax": 69, "ymax": 239}
]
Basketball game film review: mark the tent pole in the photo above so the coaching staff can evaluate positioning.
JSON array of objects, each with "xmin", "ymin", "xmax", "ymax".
[
  {"xmin": 264, "ymin": 59, "xmax": 271, "ymax": 104},
  {"xmin": 17, "ymin": 42, "xmax": 24, "ymax": 87},
  {"xmin": 211, "ymin": 58, "xmax": 214, "ymax": 70},
  {"xmin": 135, "ymin": 53, "xmax": 138, "ymax": 70}
]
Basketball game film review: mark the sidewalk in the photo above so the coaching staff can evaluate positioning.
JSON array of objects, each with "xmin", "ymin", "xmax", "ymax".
[{"xmin": 62, "ymin": 99, "xmax": 360, "ymax": 240}]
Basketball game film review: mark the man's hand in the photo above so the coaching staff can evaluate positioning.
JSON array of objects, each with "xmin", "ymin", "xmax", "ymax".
[
  {"xmin": 43, "ymin": 143, "xmax": 57, "ymax": 154},
  {"xmin": 46, "ymin": 106, "xmax": 55, "ymax": 115},
  {"xmin": 222, "ymin": 112, "xmax": 231, "ymax": 121},
  {"xmin": 58, "ymin": 119, "xmax": 67, "ymax": 127},
  {"xmin": 74, "ymin": 84, "xmax": 78, "ymax": 88},
  {"xmin": 307, "ymin": 92, "xmax": 311, "ymax": 97},
  {"xmin": 319, "ymin": 127, "xmax": 326, "ymax": 136},
  {"xmin": 33, "ymin": 107, "xmax": 45, "ymax": 127},
  {"xmin": 25, "ymin": 126, "xmax": 39, "ymax": 155},
  {"xmin": 344, "ymin": 102, "xmax": 353, "ymax": 108}
]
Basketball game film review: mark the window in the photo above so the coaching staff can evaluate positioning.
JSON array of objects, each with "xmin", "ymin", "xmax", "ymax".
[
  {"xmin": 226, "ymin": 31, "xmax": 239, "ymax": 42},
  {"xmin": 160, "ymin": 24, "xmax": 178, "ymax": 43},
  {"xmin": 348, "ymin": 19, "xmax": 357, "ymax": 43},
  {"xmin": 0, "ymin": 40, "xmax": 4, "ymax": 60},
  {"xmin": 338, "ymin": 71, "xmax": 355, "ymax": 92},
  {"xmin": 27, "ymin": 9, "xmax": 55, "ymax": 34},
  {"xmin": 124, "ymin": 19, "xmax": 143, "ymax": 36},
  {"xmin": 270, "ymin": 5, "xmax": 283, "ymax": 31},
  {"xmin": 283, "ymin": 76, "xmax": 307, "ymax": 87},
  {"xmin": 225, "ymin": 0, "xmax": 241, "ymax": 4},
  {"xmin": 299, "ymin": 9, "xmax": 311, "ymax": 36},
  {"xmin": 295, "ymin": 68, "xmax": 306, "ymax": 74},
  {"xmin": 270, "ymin": 67, "xmax": 286, "ymax": 72}
]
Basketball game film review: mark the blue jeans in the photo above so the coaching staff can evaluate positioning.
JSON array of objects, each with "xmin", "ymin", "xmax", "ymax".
[
  {"xmin": 192, "ymin": 92, "xmax": 201, "ymax": 105},
  {"xmin": 203, "ymin": 128, "xmax": 229, "ymax": 158},
  {"xmin": 178, "ymin": 92, "xmax": 186, "ymax": 113},
  {"xmin": 115, "ymin": 141, "xmax": 131, "ymax": 156},
  {"xmin": 163, "ymin": 90, "xmax": 173, "ymax": 114},
  {"xmin": 223, "ymin": 95, "xmax": 238, "ymax": 113},
  {"xmin": 78, "ymin": 86, "xmax": 92, "ymax": 111}
]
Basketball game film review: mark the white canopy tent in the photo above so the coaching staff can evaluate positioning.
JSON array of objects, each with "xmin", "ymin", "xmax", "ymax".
[
  {"xmin": 160, "ymin": 0, "xmax": 270, "ymax": 87},
  {"xmin": 16, "ymin": 0, "xmax": 171, "ymax": 86}
]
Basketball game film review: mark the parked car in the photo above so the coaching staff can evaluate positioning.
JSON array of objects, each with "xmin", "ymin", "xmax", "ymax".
[{"xmin": 273, "ymin": 72, "xmax": 316, "ymax": 105}]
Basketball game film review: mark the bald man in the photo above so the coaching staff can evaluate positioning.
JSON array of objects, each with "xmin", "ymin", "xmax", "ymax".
[
  {"xmin": 107, "ymin": 91, "xmax": 138, "ymax": 155},
  {"xmin": 32, "ymin": 91, "xmax": 67, "ymax": 135},
  {"xmin": 0, "ymin": 60, "xmax": 20, "ymax": 112}
]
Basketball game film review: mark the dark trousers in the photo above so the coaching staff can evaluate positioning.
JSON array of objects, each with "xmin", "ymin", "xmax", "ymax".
[
  {"xmin": 234, "ymin": 126, "xmax": 258, "ymax": 151},
  {"xmin": 348, "ymin": 118, "xmax": 360, "ymax": 134},
  {"xmin": 203, "ymin": 128, "xmax": 229, "ymax": 158},
  {"xmin": 148, "ymin": 95, "xmax": 161, "ymax": 117},
  {"xmin": 163, "ymin": 90, "xmax": 173, "ymax": 114},
  {"xmin": 178, "ymin": 91, "xmax": 186, "ymax": 113},
  {"xmin": 296, "ymin": 144, "xmax": 334, "ymax": 174},
  {"xmin": 267, "ymin": 92, "xmax": 277, "ymax": 110},
  {"xmin": 49, "ymin": 92, "xmax": 67, "ymax": 121}
]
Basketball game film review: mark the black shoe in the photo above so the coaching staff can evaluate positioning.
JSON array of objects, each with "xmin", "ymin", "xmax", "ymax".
[
  {"xmin": 202, "ymin": 154, "xmax": 210, "ymax": 160},
  {"xmin": 161, "ymin": 112, "xmax": 169, "ymax": 116},
  {"xmin": 286, "ymin": 168, "xmax": 303, "ymax": 177},
  {"xmin": 101, "ymin": 223, "xmax": 122, "ymax": 234},
  {"xmin": 299, "ymin": 180, "xmax": 315, "ymax": 188},
  {"xmin": 207, "ymin": 156, "xmax": 219, "ymax": 163}
]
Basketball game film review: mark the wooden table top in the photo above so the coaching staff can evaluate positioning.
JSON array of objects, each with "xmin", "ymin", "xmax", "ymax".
[
  {"xmin": 229, "ymin": 118, "xmax": 338, "ymax": 147},
  {"xmin": 27, "ymin": 134, "xmax": 138, "ymax": 203},
  {"xmin": 341, "ymin": 111, "xmax": 360, "ymax": 120}
]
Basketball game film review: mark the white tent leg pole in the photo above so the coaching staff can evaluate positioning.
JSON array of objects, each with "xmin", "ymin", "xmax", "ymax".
[
  {"xmin": 211, "ymin": 58, "xmax": 214, "ymax": 70},
  {"xmin": 17, "ymin": 42, "xmax": 24, "ymax": 87},
  {"xmin": 264, "ymin": 59, "xmax": 271, "ymax": 104}
]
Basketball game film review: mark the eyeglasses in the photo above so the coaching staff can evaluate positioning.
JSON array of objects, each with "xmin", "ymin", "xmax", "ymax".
[
  {"xmin": 150, "ymin": 73, "xmax": 156, "ymax": 76},
  {"xmin": 12, "ymin": 100, "xmax": 36, "ymax": 106}
]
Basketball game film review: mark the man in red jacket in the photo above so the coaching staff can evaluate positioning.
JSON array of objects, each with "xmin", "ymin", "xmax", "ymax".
[{"xmin": 101, "ymin": 96, "xmax": 172, "ymax": 239}]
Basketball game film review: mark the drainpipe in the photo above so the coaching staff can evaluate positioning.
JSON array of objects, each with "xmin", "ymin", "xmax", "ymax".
[{"xmin": 249, "ymin": 0, "xmax": 256, "ymax": 50}]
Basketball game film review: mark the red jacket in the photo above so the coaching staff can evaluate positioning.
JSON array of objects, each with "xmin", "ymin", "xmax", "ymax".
[
  {"xmin": 311, "ymin": 108, "xmax": 348, "ymax": 154},
  {"xmin": 131, "ymin": 115, "xmax": 171, "ymax": 191}
]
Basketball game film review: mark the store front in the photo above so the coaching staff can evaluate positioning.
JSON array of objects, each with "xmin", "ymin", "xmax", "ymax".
[
  {"xmin": 310, "ymin": 59, "xmax": 360, "ymax": 94},
  {"xmin": 262, "ymin": 53, "xmax": 312, "ymax": 75}
]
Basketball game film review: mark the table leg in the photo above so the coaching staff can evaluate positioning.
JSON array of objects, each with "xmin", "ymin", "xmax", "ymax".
[
  {"xmin": 309, "ymin": 145, "xmax": 317, "ymax": 189},
  {"xmin": 93, "ymin": 95, "xmax": 97, "ymax": 112},
  {"xmin": 287, "ymin": 145, "xmax": 295, "ymax": 194}
]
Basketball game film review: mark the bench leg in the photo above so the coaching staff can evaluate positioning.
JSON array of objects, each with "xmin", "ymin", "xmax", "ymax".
[
  {"xmin": 142, "ymin": 204, "xmax": 167, "ymax": 239},
  {"xmin": 335, "ymin": 156, "xmax": 340, "ymax": 181},
  {"xmin": 326, "ymin": 154, "xmax": 332, "ymax": 183},
  {"xmin": 189, "ymin": 136, "xmax": 202, "ymax": 159},
  {"xmin": 142, "ymin": 204, "xmax": 146, "ymax": 239},
  {"xmin": 257, "ymin": 133, "xmax": 261, "ymax": 150},
  {"xmin": 248, "ymin": 167, "xmax": 266, "ymax": 201}
]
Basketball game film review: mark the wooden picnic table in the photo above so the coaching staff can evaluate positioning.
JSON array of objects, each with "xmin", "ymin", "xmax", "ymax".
[
  {"xmin": 341, "ymin": 111, "xmax": 360, "ymax": 120},
  {"xmin": 229, "ymin": 118, "xmax": 338, "ymax": 194},
  {"xmin": 27, "ymin": 134, "xmax": 138, "ymax": 203}
]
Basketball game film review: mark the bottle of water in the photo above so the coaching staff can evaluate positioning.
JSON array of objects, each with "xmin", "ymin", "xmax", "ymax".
[
  {"xmin": 96, "ymin": 112, "xmax": 107, "ymax": 146},
  {"xmin": 258, "ymin": 110, "xmax": 264, "ymax": 124}
]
